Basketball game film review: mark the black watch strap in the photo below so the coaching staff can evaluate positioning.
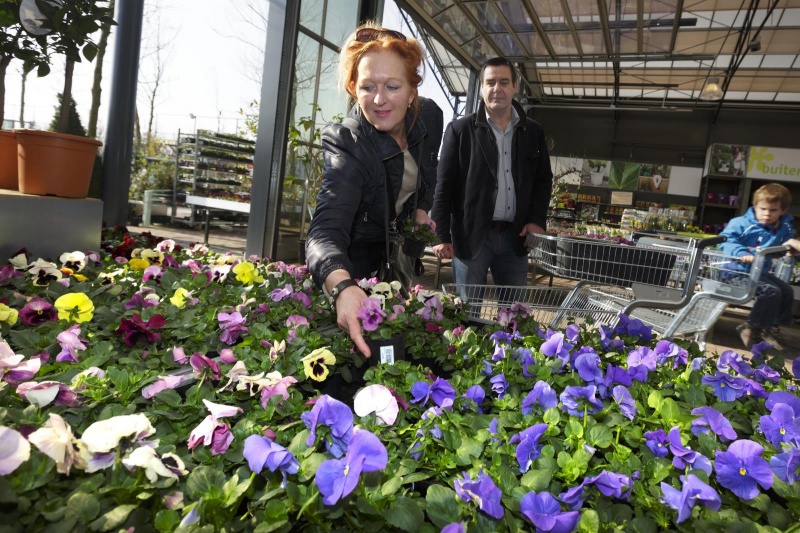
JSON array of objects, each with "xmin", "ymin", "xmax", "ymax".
[{"xmin": 330, "ymin": 279, "xmax": 358, "ymax": 306}]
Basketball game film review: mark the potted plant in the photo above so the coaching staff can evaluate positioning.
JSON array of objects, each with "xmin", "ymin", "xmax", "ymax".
[
  {"xmin": 14, "ymin": 0, "xmax": 114, "ymax": 198},
  {"xmin": 401, "ymin": 217, "xmax": 437, "ymax": 259},
  {"xmin": 356, "ymin": 280, "xmax": 409, "ymax": 366},
  {"xmin": 587, "ymin": 159, "xmax": 606, "ymax": 185}
]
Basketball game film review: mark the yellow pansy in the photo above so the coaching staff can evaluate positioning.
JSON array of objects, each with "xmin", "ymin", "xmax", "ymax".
[
  {"xmin": 140, "ymin": 249, "xmax": 164, "ymax": 265},
  {"xmin": 54, "ymin": 293, "xmax": 95, "ymax": 323},
  {"xmin": 128, "ymin": 258, "xmax": 150, "ymax": 271},
  {"xmin": 0, "ymin": 303, "xmax": 18, "ymax": 326},
  {"xmin": 301, "ymin": 348, "xmax": 336, "ymax": 382},
  {"xmin": 232, "ymin": 261, "xmax": 264, "ymax": 285},
  {"xmin": 72, "ymin": 273, "xmax": 88, "ymax": 282},
  {"xmin": 170, "ymin": 288, "xmax": 189, "ymax": 309}
]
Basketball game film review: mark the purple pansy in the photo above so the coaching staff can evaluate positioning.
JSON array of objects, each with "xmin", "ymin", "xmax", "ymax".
[
  {"xmin": 770, "ymin": 445, "xmax": 800, "ymax": 485},
  {"xmin": 668, "ymin": 427, "xmax": 712, "ymax": 475},
  {"xmin": 701, "ymin": 372, "xmax": 745, "ymax": 402},
  {"xmin": 565, "ymin": 324, "xmax": 580, "ymax": 343},
  {"xmin": 612, "ymin": 386, "xmax": 637, "ymax": 420},
  {"xmin": 560, "ymin": 385, "xmax": 603, "ymax": 417},
  {"xmin": 793, "ymin": 357, "xmax": 800, "ymax": 379},
  {"xmin": 660, "ymin": 474, "xmax": 721, "ymax": 524},
  {"xmin": 519, "ymin": 491, "xmax": 580, "ymax": 533},
  {"xmin": 585, "ymin": 470, "xmax": 633, "ymax": 500},
  {"xmin": 558, "ymin": 482, "xmax": 587, "ymax": 511},
  {"xmin": 626, "ymin": 346, "xmax": 656, "ymax": 382},
  {"xmin": 55, "ymin": 324, "xmax": 87, "ymax": 363},
  {"xmin": 574, "ymin": 351, "xmax": 603, "ymax": 384},
  {"xmin": 189, "ymin": 352, "xmax": 222, "ymax": 380},
  {"xmin": 615, "ymin": 314, "xmax": 652, "ymax": 342},
  {"xmin": 541, "ymin": 331, "xmax": 572, "ymax": 362},
  {"xmin": 356, "ymin": 297, "xmax": 386, "ymax": 332},
  {"xmin": 716, "ymin": 350, "xmax": 753, "ymax": 377},
  {"xmin": 752, "ymin": 364, "xmax": 780, "ymax": 384},
  {"xmin": 644, "ymin": 429, "xmax": 669, "ymax": 458},
  {"xmin": 315, "ymin": 429, "xmax": 388, "ymax": 505},
  {"xmin": 116, "ymin": 313, "xmax": 166, "ymax": 347},
  {"xmin": 510, "ymin": 423, "xmax": 549, "ymax": 473},
  {"xmin": 766, "ymin": 391, "xmax": 800, "ymax": 415},
  {"xmin": 410, "ymin": 377, "xmax": 456, "ymax": 408},
  {"xmin": 462, "ymin": 385, "xmax": 485, "ymax": 413},
  {"xmin": 740, "ymin": 378, "xmax": 768, "ymax": 399},
  {"xmin": 123, "ymin": 291, "xmax": 159, "ymax": 310},
  {"xmin": 301, "ymin": 395, "xmax": 354, "ymax": 458},
  {"xmin": 453, "ymin": 470, "xmax": 504, "ymax": 520},
  {"xmin": 516, "ymin": 347, "xmax": 537, "ymax": 376},
  {"xmin": 714, "ymin": 439, "xmax": 773, "ymax": 500},
  {"xmin": 218, "ymin": 311, "xmax": 247, "ymax": 345},
  {"xmin": 653, "ymin": 339, "xmax": 688, "ymax": 368},
  {"xmin": 19, "ymin": 297, "xmax": 57, "ymax": 326},
  {"xmin": 243, "ymin": 434, "xmax": 299, "ymax": 486},
  {"xmin": 599, "ymin": 325, "xmax": 624, "ymax": 351},
  {"xmin": 490, "ymin": 373, "xmax": 508, "ymax": 399},
  {"xmin": 690, "ymin": 406, "xmax": 737, "ymax": 442},
  {"xmin": 759, "ymin": 403, "xmax": 800, "ymax": 448},
  {"xmin": 521, "ymin": 381, "xmax": 559, "ymax": 414}
]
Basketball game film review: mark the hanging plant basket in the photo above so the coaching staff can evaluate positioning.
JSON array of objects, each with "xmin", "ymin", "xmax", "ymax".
[
  {"xmin": 0, "ymin": 131, "xmax": 17, "ymax": 191},
  {"xmin": 15, "ymin": 129, "xmax": 102, "ymax": 198}
]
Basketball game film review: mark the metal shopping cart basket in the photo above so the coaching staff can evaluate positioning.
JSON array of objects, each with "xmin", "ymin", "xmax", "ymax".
[{"xmin": 445, "ymin": 233, "xmax": 789, "ymax": 348}]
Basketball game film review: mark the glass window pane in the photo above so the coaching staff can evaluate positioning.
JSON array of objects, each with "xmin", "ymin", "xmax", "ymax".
[
  {"xmin": 300, "ymin": 0, "xmax": 323, "ymax": 34},
  {"xmin": 463, "ymin": 36, "xmax": 495, "ymax": 65},
  {"xmin": 315, "ymin": 46, "xmax": 349, "ymax": 131},
  {"xmin": 497, "ymin": 1, "xmax": 534, "ymax": 32},
  {"xmin": 435, "ymin": 7, "xmax": 478, "ymax": 44},
  {"xmin": 464, "ymin": 2, "xmax": 505, "ymax": 33},
  {"xmin": 576, "ymin": 30, "xmax": 606, "ymax": 56},
  {"xmin": 324, "ymin": 0, "xmax": 359, "ymax": 46},
  {"xmin": 490, "ymin": 34, "xmax": 527, "ymax": 56},
  {"xmin": 293, "ymin": 33, "xmax": 319, "ymax": 131},
  {"xmin": 420, "ymin": 0, "xmax": 453, "ymax": 17}
]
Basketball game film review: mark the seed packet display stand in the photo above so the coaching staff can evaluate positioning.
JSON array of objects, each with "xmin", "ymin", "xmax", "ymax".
[{"xmin": 445, "ymin": 233, "xmax": 784, "ymax": 348}]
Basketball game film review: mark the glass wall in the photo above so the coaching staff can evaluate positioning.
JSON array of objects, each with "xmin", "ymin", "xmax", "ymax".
[{"xmin": 276, "ymin": 0, "xmax": 359, "ymax": 262}]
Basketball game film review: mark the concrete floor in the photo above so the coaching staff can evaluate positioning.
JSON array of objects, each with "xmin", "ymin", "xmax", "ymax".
[{"xmin": 128, "ymin": 222, "xmax": 800, "ymax": 364}]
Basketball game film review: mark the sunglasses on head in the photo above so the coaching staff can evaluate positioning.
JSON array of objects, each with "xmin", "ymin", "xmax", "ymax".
[{"xmin": 355, "ymin": 28, "xmax": 407, "ymax": 43}]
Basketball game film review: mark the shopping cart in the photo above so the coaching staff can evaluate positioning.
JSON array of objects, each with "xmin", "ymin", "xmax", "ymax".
[{"xmin": 444, "ymin": 232, "xmax": 791, "ymax": 348}]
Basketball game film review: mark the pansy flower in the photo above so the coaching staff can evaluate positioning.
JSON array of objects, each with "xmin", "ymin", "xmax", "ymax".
[
  {"xmin": 644, "ymin": 429, "xmax": 669, "ymax": 458},
  {"xmin": 660, "ymin": 474, "xmax": 721, "ymax": 524},
  {"xmin": 519, "ymin": 491, "xmax": 580, "ymax": 533},
  {"xmin": 615, "ymin": 314, "xmax": 652, "ymax": 342},
  {"xmin": 356, "ymin": 297, "xmax": 386, "ymax": 332},
  {"xmin": 124, "ymin": 290, "xmax": 160, "ymax": 310},
  {"xmin": 612, "ymin": 386, "xmax": 637, "ymax": 420},
  {"xmin": 770, "ymin": 445, "xmax": 800, "ymax": 485},
  {"xmin": 217, "ymin": 311, "xmax": 247, "ymax": 345},
  {"xmin": 585, "ymin": 470, "xmax": 633, "ymax": 500},
  {"xmin": 411, "ymin": 377, "xmax": 456, "ymax": 408},
  {"xmin": 753, "ymin": 364, "xmax": 780, "ymax": 384},
  {"xmin": 55, "ymin": 324, "xmax": 88, "ymax": 363},
  {"xmin": 315, "ymin": 429, "xmax": 388, "ymax": 505},
  {"xmin": 142, "ymin": 265, "xmax": 163, "ymax": 283},
  {"xmin": 626, "ymin": 346, "xmax": 656, "ymax": 382},
  {"xmin": 691, "ymin": 406, "xmax": 737, "ymax": 442},
  {"xmin": 27, "ymin": 259, "xmax": 62, "ymax": 286},
  {"xmin": 701, "ymin": 372, "xmax": 745, "ymax": 402},
  {"xmin": 233, "ymin": 260, "xmax": 265, "ymax": 284},
  {"xmin": 574, "ymin": 351, "xmax": 603, "ymax": 384},
  {"xmin": 766, "ymin": 391, "xmax": 800, "ymax": 414},
  {"xmin": 354, "ymin": 384, "xmax": 399, "ymax": 425},
  {"xmin": 81, "ymin": 413, "xmax": 155, "ymax": 455},
  {"xmin": 188, "ymin": 400, "xmax": 243, "ymax": 456},
  {"xmin": 0, "ymin": 426, "xmax": 31, "ymax": 475},
  {"xmin": 28, "ymin": 413, "xmax": 78, "ymax": 475},
  {"xmin": 122, "ymin": 447, "xmax": 187, "ymax": 482},
  {"xmin": 759, "ymin": 403, "xmax": 800, "ymax": 448},
  {"xmin": 714, "ymin": 439, "xmax": 773, "ymax": 499},
  {"xmin": 116, "ymin": 313, "xmax": 166, "ymax": 347},
  {"xmin": 53, "ymin": 292, "xmax": 94, "ymax": 323},
  {"xmin": 716, "ymin": 350, "xmax": 753, "ymax": 377},
  {"xmin": 243, "ymin": 434, "xmax": 299, "ymax": 486},
  {"xmin": 510, "ymin": 423, "xmax": 549, "ymax": 473},
  {"xmin": 142, "ymin": 375, "xmax": 185, "ymax": 399},
  {"xmin": 454, "ymin": 470, "xmax": 504, "ymax": 520},
  {"xmin": 16, "ymin": 380, "xmax": 81, "ymax": 407},
  {"xmin": 0, "ymin": 303, "xmax": 18, "ymax": 326},
  {"xmin": 540, "ymin": 331, "xmax": 572, "ymax": 363},
  {"xmin": 301, "ymin": 348, "xmax": 336, "ymax": 382},
  {"xmin": 668, "ymin": 427, "xmax": 712, "ymax": 475},
  {"xmin": 190, "ymin": 352, "xmax": 222, "ymax": 380},
  {"xmin": 259, "ymin": 372, "xmax": 298, "ymax": 408},
  {"xmin": 462, "ymin": 385, "xmax": 485, "ymax": 413},
  {"xmin": 489, "ymin": 373, "xmax": 508, "ymax": 399},
  {"xmin": 301, "ymin": 395, "xmax": 354, "ymax": 458},
  {"xmin": 559, "ymin": 385, "xmax": 603, "ymax": 417},
  {"xmin": 521, "ymin": 381, "xmax": 558, "ymax": 414}
]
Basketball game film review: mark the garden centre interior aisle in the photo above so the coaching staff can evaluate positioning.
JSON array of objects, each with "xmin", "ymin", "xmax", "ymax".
[{"xmin": 126, "ymin": 223, "xmax": 800, "ymax": 364}]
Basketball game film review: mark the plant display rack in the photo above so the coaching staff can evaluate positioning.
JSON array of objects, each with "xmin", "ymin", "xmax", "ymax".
[{"xmin": 173, "ymin": 129, "xmax": 255, "ymax": 227}]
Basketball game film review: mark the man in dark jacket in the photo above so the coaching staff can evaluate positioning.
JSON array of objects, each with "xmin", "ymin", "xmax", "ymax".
[{"xmin": 431, "ymin": 57, "xmax": 553, "ymax": 288}]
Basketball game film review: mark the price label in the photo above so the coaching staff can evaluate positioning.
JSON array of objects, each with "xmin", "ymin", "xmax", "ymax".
[{"xmin": 379, "ymin": 345, "xmax": 395, "ymax": 365}]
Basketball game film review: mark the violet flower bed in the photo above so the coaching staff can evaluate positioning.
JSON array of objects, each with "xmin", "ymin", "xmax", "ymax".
[{"xmin": 0, "ymin": 227, "xmax": 799, "ymax": 532}]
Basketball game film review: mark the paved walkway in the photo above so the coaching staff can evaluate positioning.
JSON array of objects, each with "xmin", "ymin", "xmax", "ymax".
[{"xmin": 127, "ymin": 223, "xmax": 800, "ymax": 364}]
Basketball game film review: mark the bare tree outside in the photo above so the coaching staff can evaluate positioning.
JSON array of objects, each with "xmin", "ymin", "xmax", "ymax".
[{"xmin": 138, "ymin": 3, "xmax": 175, "ymax": 154}]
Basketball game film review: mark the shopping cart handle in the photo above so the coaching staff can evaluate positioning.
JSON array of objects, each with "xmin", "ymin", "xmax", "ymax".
[
  {"xmin": 755, "ymin": 244, "xmax": 793, "ymax": 257},
  {"xmin": 697, "ymin": 235, "xmax": 727, "ymax": 249}
]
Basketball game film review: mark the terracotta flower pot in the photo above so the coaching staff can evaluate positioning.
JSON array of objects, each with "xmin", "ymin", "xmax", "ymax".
[
  {"xmin": 0, "ymin": 131, "xmax": 17, "ymax": 190},
  {"xmin": 15, "ymin": 129, "xmax": 102, "ymax": 198}
]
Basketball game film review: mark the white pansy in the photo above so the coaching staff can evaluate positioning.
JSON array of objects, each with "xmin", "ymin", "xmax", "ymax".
[
  {"xmin": 0, "ymin": 426, "xmax": 31, "ymax": 475},
  {"xmin": 353, "ymin": 384, "xmax": 399, "ymax": 426},
  {"xmin": 81, "ymin": 414, "xmax": 156, "ymax": 454},
  {"xmin": 122, "ymin": 446, "xmax": 186, "ymax": 483},
  {"xmin": 59, "ymin": 251, "xmax": 86, "ymax": 271},
  {"xmin": 28, "ymin": 414, "xmax": 77, "ymax": 475}
]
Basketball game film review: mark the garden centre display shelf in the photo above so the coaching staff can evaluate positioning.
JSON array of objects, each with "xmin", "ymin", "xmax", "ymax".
[
  {"xmin": 172, "ymin": 129, "xmax": 254, "ymax": 224},
  {"xmin": 185, "ymin": 194, "xmax": 250, "ymax": 245}
]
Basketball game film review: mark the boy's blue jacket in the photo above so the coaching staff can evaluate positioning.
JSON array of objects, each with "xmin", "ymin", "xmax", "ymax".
[{"xmin": 718, "ymin": 207, "xmax": 794, "ymax": 269}]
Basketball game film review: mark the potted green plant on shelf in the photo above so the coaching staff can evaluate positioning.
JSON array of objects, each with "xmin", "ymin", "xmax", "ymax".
[
  {"xmin": 14, "ymin": 0, "xmax": 114, "ymax": 198},
  {"xmin": 587, "ymin": 159, "xmax": 606, "ymax": 186}
]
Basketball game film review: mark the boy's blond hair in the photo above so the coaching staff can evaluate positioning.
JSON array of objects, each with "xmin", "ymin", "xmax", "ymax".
[{"xmin": 753, "ymin": 183, "xmax": 792, "ymax": 209}]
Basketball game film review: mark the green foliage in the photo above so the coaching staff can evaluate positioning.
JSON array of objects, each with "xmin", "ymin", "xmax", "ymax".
[
  {"xmin": 48, "ymin": 93, "xmax": 86, "ymax": 136},
  {"xmin": 608, "ymin": 162, "xmax": 641, "ymax": 190}
]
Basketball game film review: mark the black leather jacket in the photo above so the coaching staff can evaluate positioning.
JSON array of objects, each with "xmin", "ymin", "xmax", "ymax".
[
  {"xmin": 431, "ymin": 100, "xmax": 553, "ymax": 260},
  {"xmin": 306, "ymin": 97, "xmax": 443, "ymax": 286}
]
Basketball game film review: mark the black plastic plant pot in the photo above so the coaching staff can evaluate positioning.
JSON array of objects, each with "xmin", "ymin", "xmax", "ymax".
[
  {"xmin": 366, "ymin": 334, "xmax": 406, "ymax": 366},
  {"xmin": 402, "ymin": 237, "xmax": 427, "ymax": 259}
]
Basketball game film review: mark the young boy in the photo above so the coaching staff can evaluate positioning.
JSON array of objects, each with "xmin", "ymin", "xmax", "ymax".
[{"xmin": 719, "ymin": 183, "xmax": 800, "ymax": 349}]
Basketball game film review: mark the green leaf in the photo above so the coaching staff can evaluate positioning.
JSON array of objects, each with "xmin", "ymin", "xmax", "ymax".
[
  {"xmin": 381, "ymin": 476, "xmax": 403, "ymax": 497},
  {"xmin": 628, "ymin": 516, "xmax": 658, "ymax": 533},
  {"xmin": 587, "ymin": 425, "xmax": 613, "ymax": 448},
  {"xmin": 154, "ymin": 509, "xmax": 180, "ymax": 532},
  {"xmin": 684, "ymin": 385, "xmax": 707, "ymax": 407},
  {"xmin": 767, "ymin": 504, "xmax": 793, "ymax": 530},
  {"xmin": 403, "ymin": 472, "xmax": 433, "ymax": 485},
  {"xmin": 186, "ymin": 466, "xmax": 227, "ymax": 500},
  {"xmin": 455, "ymin": 437, "xmax": 484, "ymax": 465},
  {"xmin": 89, "ymin": 504, "xmax": 137, "ymax": 532},
  {"xmin": 384, "ymin": 496, "xmax": 424, "ymax": 532},
  {"xmin": 223, "ymin": 470, "xmax": 253, "ymax": 507},
  {"xmin": 425, "ymin": 485, "xmax": 459, "ymax": 529},
  {"xmin": 520, "ymin": 468, "xmax": 552, "ymax": 492},
  {"xmin": 660, "ymin": 398, "xmax": 681, "ymax": 424},
  {"xmin": 647, "ymin": 390, "xmax": 663, "ymax": 410},
  {"xmin": 543, "ymin": 408, "xmax": 561, "ymax": 425},
  {"xmin": 565, "ymin": 419, "xmax": 583, "ymax": 439},
  {"xmin": 578, "ymin": 509, "xmax": 599, "ymax": 533},
  {"xmin": 65, "ymin": 492, "xmax": 100, "ymax": 524}
]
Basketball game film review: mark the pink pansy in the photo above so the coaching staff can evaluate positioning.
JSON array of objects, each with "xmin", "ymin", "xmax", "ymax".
[
  {"xmin": 55, "ymin": 324, "xmax": 87, "ymax": 363},
  {"xmin": 425, "ymin": 322, "xmax": 443, "ymax": 332},
  {"xmin": 28, "ymin": 413, "xmax": 78, "ymax": 474},
  {"xmin": 0, "ymin": 340, "xmax": 24, "ymax": 375},
  {"xmin": 156, "ymin": 239, "xmax": 177, "ymax": 252},
  {"xmin": 218, "ymin": 311, "xmax": 246, "ymax": 330},
  {"xmin": 16, "ymin": 381, "xmax": 81, "ymax": 407},
  {"xmin": 189, "ymin": 353, "xmax": 222, "ymax": 380},
  {"xmin": 3, "ymin": 358, "xmax": 41, "ymax": 386},
  {"xmin": 219, "ymin": 348, "xmax": 237, "ymax": 364},
  {"xmin": 285, "ymin": 315, "xmax": 310, "ymax": 342},
  {"xmin": 203, "ymin": 399, "xmax": 243, "ymax": 419},
  {"xmin": 142, "ymin": 375, "xmax": 185, "ymax": 399},
  {"xmin": 291, "ymin": 291, "xmax": 312, "ymax": 307},
  {"xmin": 187, "ymin": 400, "xmax": 242, "ymax": 455},
  {"xmin": 0, "ymin": 426, "xmax": 30, "ymax": 475},
  {"xmin": 173, "ymin": 346, "xmax": 188, "ymax": 364},
  {"xmin": 269, "ymin": 285, "xmax": 293, "ymax": 302},
  {"xmin": 354, "ymin": 384, "xmax": 400, "ymax": 425},
  {"xmin": 260, "ymin": 372, "xmax": 298, "ymax": 408}
]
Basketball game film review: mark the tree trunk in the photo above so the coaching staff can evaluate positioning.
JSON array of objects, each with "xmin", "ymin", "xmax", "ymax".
[
  {"xmin": 134, "ymin": 109, "xmax": 141, "ymax": 149},
  {"xmin": 88, "ymin": 0, "xmax": 115, "ymax": 138},
  {"xmin": 0, "ymin": 55, "xmax": 10, "ymax": 129},
  {"xmin": 19, "ymin": 67, "xmax": 28, "ymax": 127},
  {"xmin": 57, "ymin": 59, "xmax": 75, "ymax": 134}
]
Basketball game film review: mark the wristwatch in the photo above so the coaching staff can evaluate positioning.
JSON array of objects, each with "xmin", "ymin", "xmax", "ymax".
[{"xmin": 328, "ymin": 278, "xmax": 358, "ymax": 307}]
